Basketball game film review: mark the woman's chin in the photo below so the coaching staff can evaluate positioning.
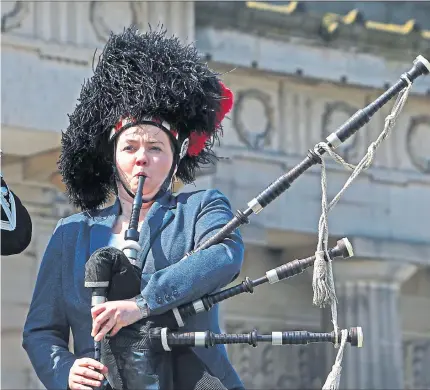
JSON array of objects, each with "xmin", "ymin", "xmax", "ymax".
[{"xmin": 133, "ymin": 186, "xmax": 160, "ymax": 199}]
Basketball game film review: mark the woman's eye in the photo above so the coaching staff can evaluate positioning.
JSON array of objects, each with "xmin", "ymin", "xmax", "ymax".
[{"xmin": 122, "ymin": 145, "xmax": 162, "ymax": 152}]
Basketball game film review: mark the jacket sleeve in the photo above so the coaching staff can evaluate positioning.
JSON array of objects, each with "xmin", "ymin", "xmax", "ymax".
[
  {"xmin": 22, "ymin": 219, "xmax": 76, "ymax": 390},
  {"xmin": 140, "ymin": 189, "xmax": 244, "ymax": 316},
  {"xmin": 1, "ymin": 187, "xmax": 32, "ymax": 256}
]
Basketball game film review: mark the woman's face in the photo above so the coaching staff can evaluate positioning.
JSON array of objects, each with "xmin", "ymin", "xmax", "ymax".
[{"xmin": 115, "ymin": 125, "xmax": 174, "ymax": 200}]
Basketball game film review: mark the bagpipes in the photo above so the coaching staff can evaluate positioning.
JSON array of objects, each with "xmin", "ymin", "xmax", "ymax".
[{"xmin": 85, "ymin": 55, "xmax": 430, "ymax": 390}]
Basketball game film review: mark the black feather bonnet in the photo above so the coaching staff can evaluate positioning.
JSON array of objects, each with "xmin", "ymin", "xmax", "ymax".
[{"xmin": 59, "ymin": 26, "xmax": 233, "ymax": 211}]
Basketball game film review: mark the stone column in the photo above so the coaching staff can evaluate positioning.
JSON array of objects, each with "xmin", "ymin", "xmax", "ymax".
[{"xmin": 321, "ymin": 260, "xmax": 416, "ymax": 390}]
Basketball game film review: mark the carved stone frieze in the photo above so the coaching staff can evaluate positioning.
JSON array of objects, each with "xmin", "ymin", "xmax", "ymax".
[
  {"xmin": 406, "ymin": 115, "xmax": 430, "ymax": 174},
  {"xmin": 1, "ymin": 1, "xmax": 30, "ymax": 33},
  {"xmin": 89, "ymin": 1, "xmax": 140, "ymax": 43},
  {"xmin": 224, "ymin": 321, "xmax": 254, "ymax": 386},
  {"xmin": 232, "ymin": 89, "xmax": 274, "ymax": 150},
  {"xmin": 404, "ymin": 339, "xmax": 430, "ymax": 389},
  {"xmin": 224, "ymin": 320, "xmax": 323, "ymax": 389}
]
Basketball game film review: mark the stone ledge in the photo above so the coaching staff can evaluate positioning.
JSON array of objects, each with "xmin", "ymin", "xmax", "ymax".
[
  {"xmin": 2, "ymin": 125, "xmax": 61, "ymax": 156},
  {"xmin": 195, "ymin": 26, "xmax": 430, "ymax": 96},
  {"xmin": 216, "ymin": 147, "xmax": 430, "ymax": 186},
  {"xmin": 1, "ymin": 34, "xmax": 96, "ymax": 66},
  {"xmin": 349, "ymin": 235, "xmax": 430, "ymax": 265}
]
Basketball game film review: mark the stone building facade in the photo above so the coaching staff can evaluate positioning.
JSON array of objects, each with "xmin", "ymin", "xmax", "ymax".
[{"xmin": 1, "ymin": 2, "xmax": 430, "ymax": 389}]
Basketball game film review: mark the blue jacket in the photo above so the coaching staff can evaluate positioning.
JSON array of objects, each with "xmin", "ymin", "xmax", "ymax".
[{"xmin": 23, "ymin": 189, "xmax": 245, "ymax": 389}]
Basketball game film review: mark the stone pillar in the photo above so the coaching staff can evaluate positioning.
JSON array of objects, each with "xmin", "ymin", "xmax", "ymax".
[{"xmin": 322, "ymin": 260, "xmax": 416, "ymax": 390}]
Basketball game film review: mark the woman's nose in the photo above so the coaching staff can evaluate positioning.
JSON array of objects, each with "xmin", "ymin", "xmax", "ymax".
[{"xmin": 135, "ymin": 149, "xmax": 148, "ymax": 166}]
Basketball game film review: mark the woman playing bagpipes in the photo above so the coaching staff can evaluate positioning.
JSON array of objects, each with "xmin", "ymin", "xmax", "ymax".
[{"xmin": 23, "ymin": 26, "xmax": 245, "ymax": 390}]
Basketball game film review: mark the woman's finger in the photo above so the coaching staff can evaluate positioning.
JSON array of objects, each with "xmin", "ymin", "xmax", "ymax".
[
  {"xmin": 94, "ymin": 316, "xmax": 116, "ymax": 341},
  {"xmin": 70, "ymin": 374, "xmax": 102, "ymax": 389},
  {"xmin": 92, "ymin": 307, "xmax": 115, "ymax": 336},
  {"xmin": 73, "ymin": 366, "xmax": 105, "ymax": 381},
  {"xmin": 68, "ymin": 378, "xmax": 93, "ymax": 390},
  {"xmin": 87, "ymin": 364, "xmax": 109, "ymax": 375},
  {"xmin": 77, "ymin": 358, "xmax": 106, "ymax": 371},
  {"xmin": 91, "ymin": 304, "xmax": 107, "ymax": 319}
]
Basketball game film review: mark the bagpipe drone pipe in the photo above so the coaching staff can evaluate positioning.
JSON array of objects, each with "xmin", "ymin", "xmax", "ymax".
[{"xmin": 85, "ymin": 55, "xmax": 430, "ymax": 390}]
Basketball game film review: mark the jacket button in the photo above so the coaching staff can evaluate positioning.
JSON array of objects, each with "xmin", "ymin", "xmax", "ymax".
[
  {"xmin": 164, "ymin": 294, "xmax": 171, "ymax": 301},
  {"xmin": 172, "ymin": 289, "xmax": 178, "ymax": 297},
  {"xmin": 156, "ymin": 296, "xmax": 163, "ymax": 304}
]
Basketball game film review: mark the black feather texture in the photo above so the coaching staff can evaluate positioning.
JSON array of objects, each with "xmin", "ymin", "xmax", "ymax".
[{"xmin": 59, "ymin": 26, "xmax": 225, "ymax": 211}]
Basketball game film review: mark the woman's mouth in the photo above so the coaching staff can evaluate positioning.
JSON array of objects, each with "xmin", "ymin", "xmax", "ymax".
[{"xmin": 135, "ymin": 172, "xmax": 148, "ymax": 177}]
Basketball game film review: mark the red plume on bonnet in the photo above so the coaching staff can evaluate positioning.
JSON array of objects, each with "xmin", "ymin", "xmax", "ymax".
[{"xmin": 186, "ymin": 82, "xmax": 234, "ymax": 156}]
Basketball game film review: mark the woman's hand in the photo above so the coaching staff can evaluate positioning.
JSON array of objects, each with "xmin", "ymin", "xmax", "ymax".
[
  {"xmin": 68, "ymin": 358, "xmax": 108, "ymax": 390},
  {"xmin": 91, "ymin": 299, "xmax": 143, "ymax": 342}
]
